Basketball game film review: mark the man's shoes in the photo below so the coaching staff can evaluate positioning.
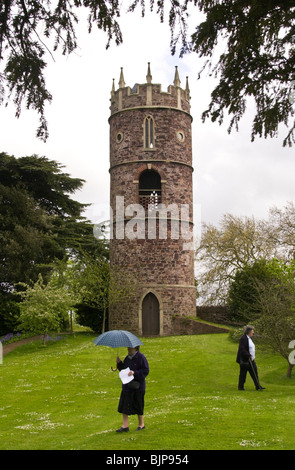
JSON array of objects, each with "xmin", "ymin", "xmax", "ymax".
[
  {"xmin": 238, "ymin": 387, "xmax": 245, "ymax": 391},
  {"xmin": 116, "ymin": 426, "xmax": 129, "ymax": 433},
  {"xmin": 136, "ymin": 426, "xmax": 145, "ymax": 431},
  {"xmin": 256, "ymin": 386, "xmax": 266, "ymax": 390}
]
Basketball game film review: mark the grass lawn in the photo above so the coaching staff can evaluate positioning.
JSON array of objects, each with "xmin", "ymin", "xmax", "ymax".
[{"xmin": 0, "ymin": 332, "xmax": 294, "ymax": 450}]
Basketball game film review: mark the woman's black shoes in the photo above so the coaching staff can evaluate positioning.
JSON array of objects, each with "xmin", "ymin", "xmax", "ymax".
[
  {"xmin": 116, "ymin": 426, "xmax": 145, "ymax": 432},
  {"xmin": 116, "ymin": 426, "xmax": 129, "ymax": 433}
]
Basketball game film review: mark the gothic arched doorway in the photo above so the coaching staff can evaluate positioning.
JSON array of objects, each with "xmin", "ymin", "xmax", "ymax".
[{"xmin": 142, "ymin": 292, "xmax": 160, "ymax": 336}]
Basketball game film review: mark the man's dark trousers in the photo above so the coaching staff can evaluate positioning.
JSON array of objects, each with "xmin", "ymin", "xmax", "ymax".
[{"xmin": 239, "ymin": 359, "xmax": 260, "ymax": 389}]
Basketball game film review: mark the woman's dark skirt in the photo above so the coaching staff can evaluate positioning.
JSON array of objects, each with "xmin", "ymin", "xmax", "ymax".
[{"xmin": 118, "ymin": 390, "xmax": 145, "ymax": 416}]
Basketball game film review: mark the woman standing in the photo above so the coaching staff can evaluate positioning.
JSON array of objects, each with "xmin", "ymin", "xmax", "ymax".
[{"xmin": 115, "ymin": 346, "xmax": 149, "ymax": 432}]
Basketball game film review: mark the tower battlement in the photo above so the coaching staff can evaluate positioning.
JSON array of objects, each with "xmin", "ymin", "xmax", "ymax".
[{"xmin": 110, "ymin": 63, "xmax": 191, "ymax": 116}]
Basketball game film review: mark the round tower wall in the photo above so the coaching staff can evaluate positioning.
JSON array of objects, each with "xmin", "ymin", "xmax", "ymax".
[{"xmin": 108, "ymin": 67, "xmax": 196, "ymax": 336}]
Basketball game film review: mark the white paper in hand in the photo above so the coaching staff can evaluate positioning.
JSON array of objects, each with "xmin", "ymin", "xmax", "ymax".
[{"xmin": 119, "ymin": 367, "xmax": 134, "ymax": 384}]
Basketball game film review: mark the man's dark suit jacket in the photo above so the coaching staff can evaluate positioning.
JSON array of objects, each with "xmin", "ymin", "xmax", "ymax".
[{"xmin": 236, "ymin": 334, "xmax": 251, "ymax": 364}]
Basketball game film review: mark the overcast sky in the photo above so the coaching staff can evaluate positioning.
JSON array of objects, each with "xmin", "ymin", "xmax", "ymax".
[{"xmin": 1, "ymin": 8, "xmax": 294, "ymax": 231}]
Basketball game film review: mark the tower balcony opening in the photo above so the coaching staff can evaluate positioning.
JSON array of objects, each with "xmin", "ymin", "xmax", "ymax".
[{"xmin": 139, "ymin": 169, "xmax": 162, "ymax": 211}]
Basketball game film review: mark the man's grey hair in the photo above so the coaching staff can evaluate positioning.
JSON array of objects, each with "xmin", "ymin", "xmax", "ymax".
[{"xmin": 244, "ymin": 325, "xmax": 254, "ymax": 335}]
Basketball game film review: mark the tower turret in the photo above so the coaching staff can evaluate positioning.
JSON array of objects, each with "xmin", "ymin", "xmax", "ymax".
[{"xmin": 108, "ymin": 64, "xmax": 195, "ymax": 336}]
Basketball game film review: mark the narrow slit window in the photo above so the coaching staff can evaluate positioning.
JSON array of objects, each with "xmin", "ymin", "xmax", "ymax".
[{"xmin": 144, "ymin": 115, "xmax": 155, "ymax": 149}]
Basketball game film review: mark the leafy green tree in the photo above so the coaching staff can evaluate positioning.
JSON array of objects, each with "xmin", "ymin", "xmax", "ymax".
[
  {"xmin": 191, "ymin": 0, "xmax": 295, "ymax": 147},
  {"xmin": 1, "ymin": 1, "xmax": 295, "ymax": 145},
  {"xmin": 74, "ymin": 303, "xmax": 105, "ymax": 333},
  {"xmin": 0, "ymin": 293, "xmax": 20, "ymax": 336},
  {"xmin": 228, "ymin": 258, "xmax": 277, "ymax": 323},
  {"xmin": 18, "ymin": 274, "xmax": 77, "ymax": 343},
  {"xmin": 228, "ymin": 258, "xmax": 295, "ymax": 378},
  {"xmin": 0, "ymin": 153, "xmax": 99, "ymax": 292},
  {"xmin": 71, "ymin": 253, "xmax": 136, "ymax": 333},
  {"xmin": 77, "ymin": 257, "xmax": 111, "ymax": 333},
  {"xmin": 0, "ymin": 0, "xmax": 123, "ymax": 140},
  {"xmin": 0, "ymin": 181, "xmax": 61, "ymax": 289},
  {"xmin": 0, "ymin": 153, "xmax": 85, "ymax": 219},
  {"xmin": 253, "ymin": 260, "xmax": 295, "ymax": 378}
]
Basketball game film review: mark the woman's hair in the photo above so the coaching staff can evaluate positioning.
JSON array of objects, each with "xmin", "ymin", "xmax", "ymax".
[{"xmin": 244, "ymin": 325, "xmax": 254, "ymax": 335}]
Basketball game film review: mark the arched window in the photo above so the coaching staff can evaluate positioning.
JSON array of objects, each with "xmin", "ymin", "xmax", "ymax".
[
  {"xmin": 139, "ymin": 169, "xmax": 161, "ymax": 210},
  {"xmin": 144, "ymin": 115, "xmax": 155, "ymax": 149}
]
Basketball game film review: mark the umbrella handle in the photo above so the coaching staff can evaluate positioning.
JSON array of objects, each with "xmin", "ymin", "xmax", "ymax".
[{"xmin": 111, "ymin": 348, "xmax": 119, "ymax": 371}]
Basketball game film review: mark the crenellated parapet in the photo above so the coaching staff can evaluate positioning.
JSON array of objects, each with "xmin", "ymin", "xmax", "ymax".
[{"xmin": 110, "ymin": 63, "xmax": 191, "ymax": 116}]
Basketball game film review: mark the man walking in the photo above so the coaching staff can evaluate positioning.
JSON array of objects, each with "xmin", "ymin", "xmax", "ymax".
[{"xmin": 236, "ymin": 325, "xmax": 265, "ymax": 391}]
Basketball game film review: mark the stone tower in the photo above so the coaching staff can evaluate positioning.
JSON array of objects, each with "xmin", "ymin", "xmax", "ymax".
[{"xmin": 108, "ymin": 64, "xmax": 195, "ymax": 336}]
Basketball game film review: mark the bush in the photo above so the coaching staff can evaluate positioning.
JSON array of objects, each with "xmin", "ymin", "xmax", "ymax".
[
  {"xmin": 0, "ymin": 294, "xmax": 20, "ymax": 335},
  {"xmin": 75, "ymin": 303, "xmax": 107, "ymax": 333},
  {"xmin": 228, "ymin": 258, "xmax": 277, "ymax": 323},
  {"xmin": 229, "ymin": 327, "xmax": 245, "ymax": 343}
]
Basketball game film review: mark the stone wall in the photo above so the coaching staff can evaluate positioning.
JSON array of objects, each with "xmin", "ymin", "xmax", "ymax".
[
  {"xmin": 110, "ymin": 81, "xmax": 191, "ymax": 116},
  {"xmin": 172, "ymin": 316, "xmax": 229, "ymax": 335},
  {"xmin": 196, "ymin": 306, "xmax": 232, "ymax": 325}
]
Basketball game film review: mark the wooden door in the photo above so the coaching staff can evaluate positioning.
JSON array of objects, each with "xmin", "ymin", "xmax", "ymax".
[{"xmin": 142, "ymin": 293, "xmax": 160, "ymax": 336}]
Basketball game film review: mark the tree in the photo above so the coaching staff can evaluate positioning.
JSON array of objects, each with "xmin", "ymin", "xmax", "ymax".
[
  {"xmin": 17, "ymin": 274, "xmax": 77, "ymax": 343},
  {"xmin": 228, "ymin": 258, "xmax": 295, "ymax": 377},
  {"xmin": 197, "ymin": 204, "xmax": 295, "ymax": 305},
  {"xmin": 191, "ymin": 0, "xmax": 295, "ymax": 146},
  {"xmin": 0, "ymin": 294, "xmax": 20, "ymax": 336},
  {"xmin": 0, "ymin": 180, "xmax": 59, "ymax": 289},
  {"xmin": 251, "ymin": 260, "xmax": 295, "ymax": 378},
  {"xmin": 0, "ymin": 0, "xmax": 185, "ymax": 140},
  {"xmin": 0, "ymin": 153, "xmax": 85, "ymax": 219},
  {"xmin": 0, "ymin": 153, "xmax": 100, "ymax": 292},
  {"xmin": 196, "ymin": 214, "xmax": 276, "ymax": 304},
  {"xmin": 266, "ymin": 201, "xmax": 295, "ymax": 260},
  {"xmin": 1, "ymin": 1, "xmax": 295, "ymax": 145},
  {"xmin": 228, "ymin": 258, "xmax": 275, "ymax": 323},
  {"xmin": 0, "ymin": 0, "xmax": 123, "ymax": 140},
  {"xmin": 72, "ymin": 254, "xmax": 136, "ymax": 333}
]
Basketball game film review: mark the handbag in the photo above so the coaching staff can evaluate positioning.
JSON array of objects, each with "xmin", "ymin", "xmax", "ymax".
[{"xmin": 128, "ymin": 380, "xmax": 140, "ymax": 390}]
